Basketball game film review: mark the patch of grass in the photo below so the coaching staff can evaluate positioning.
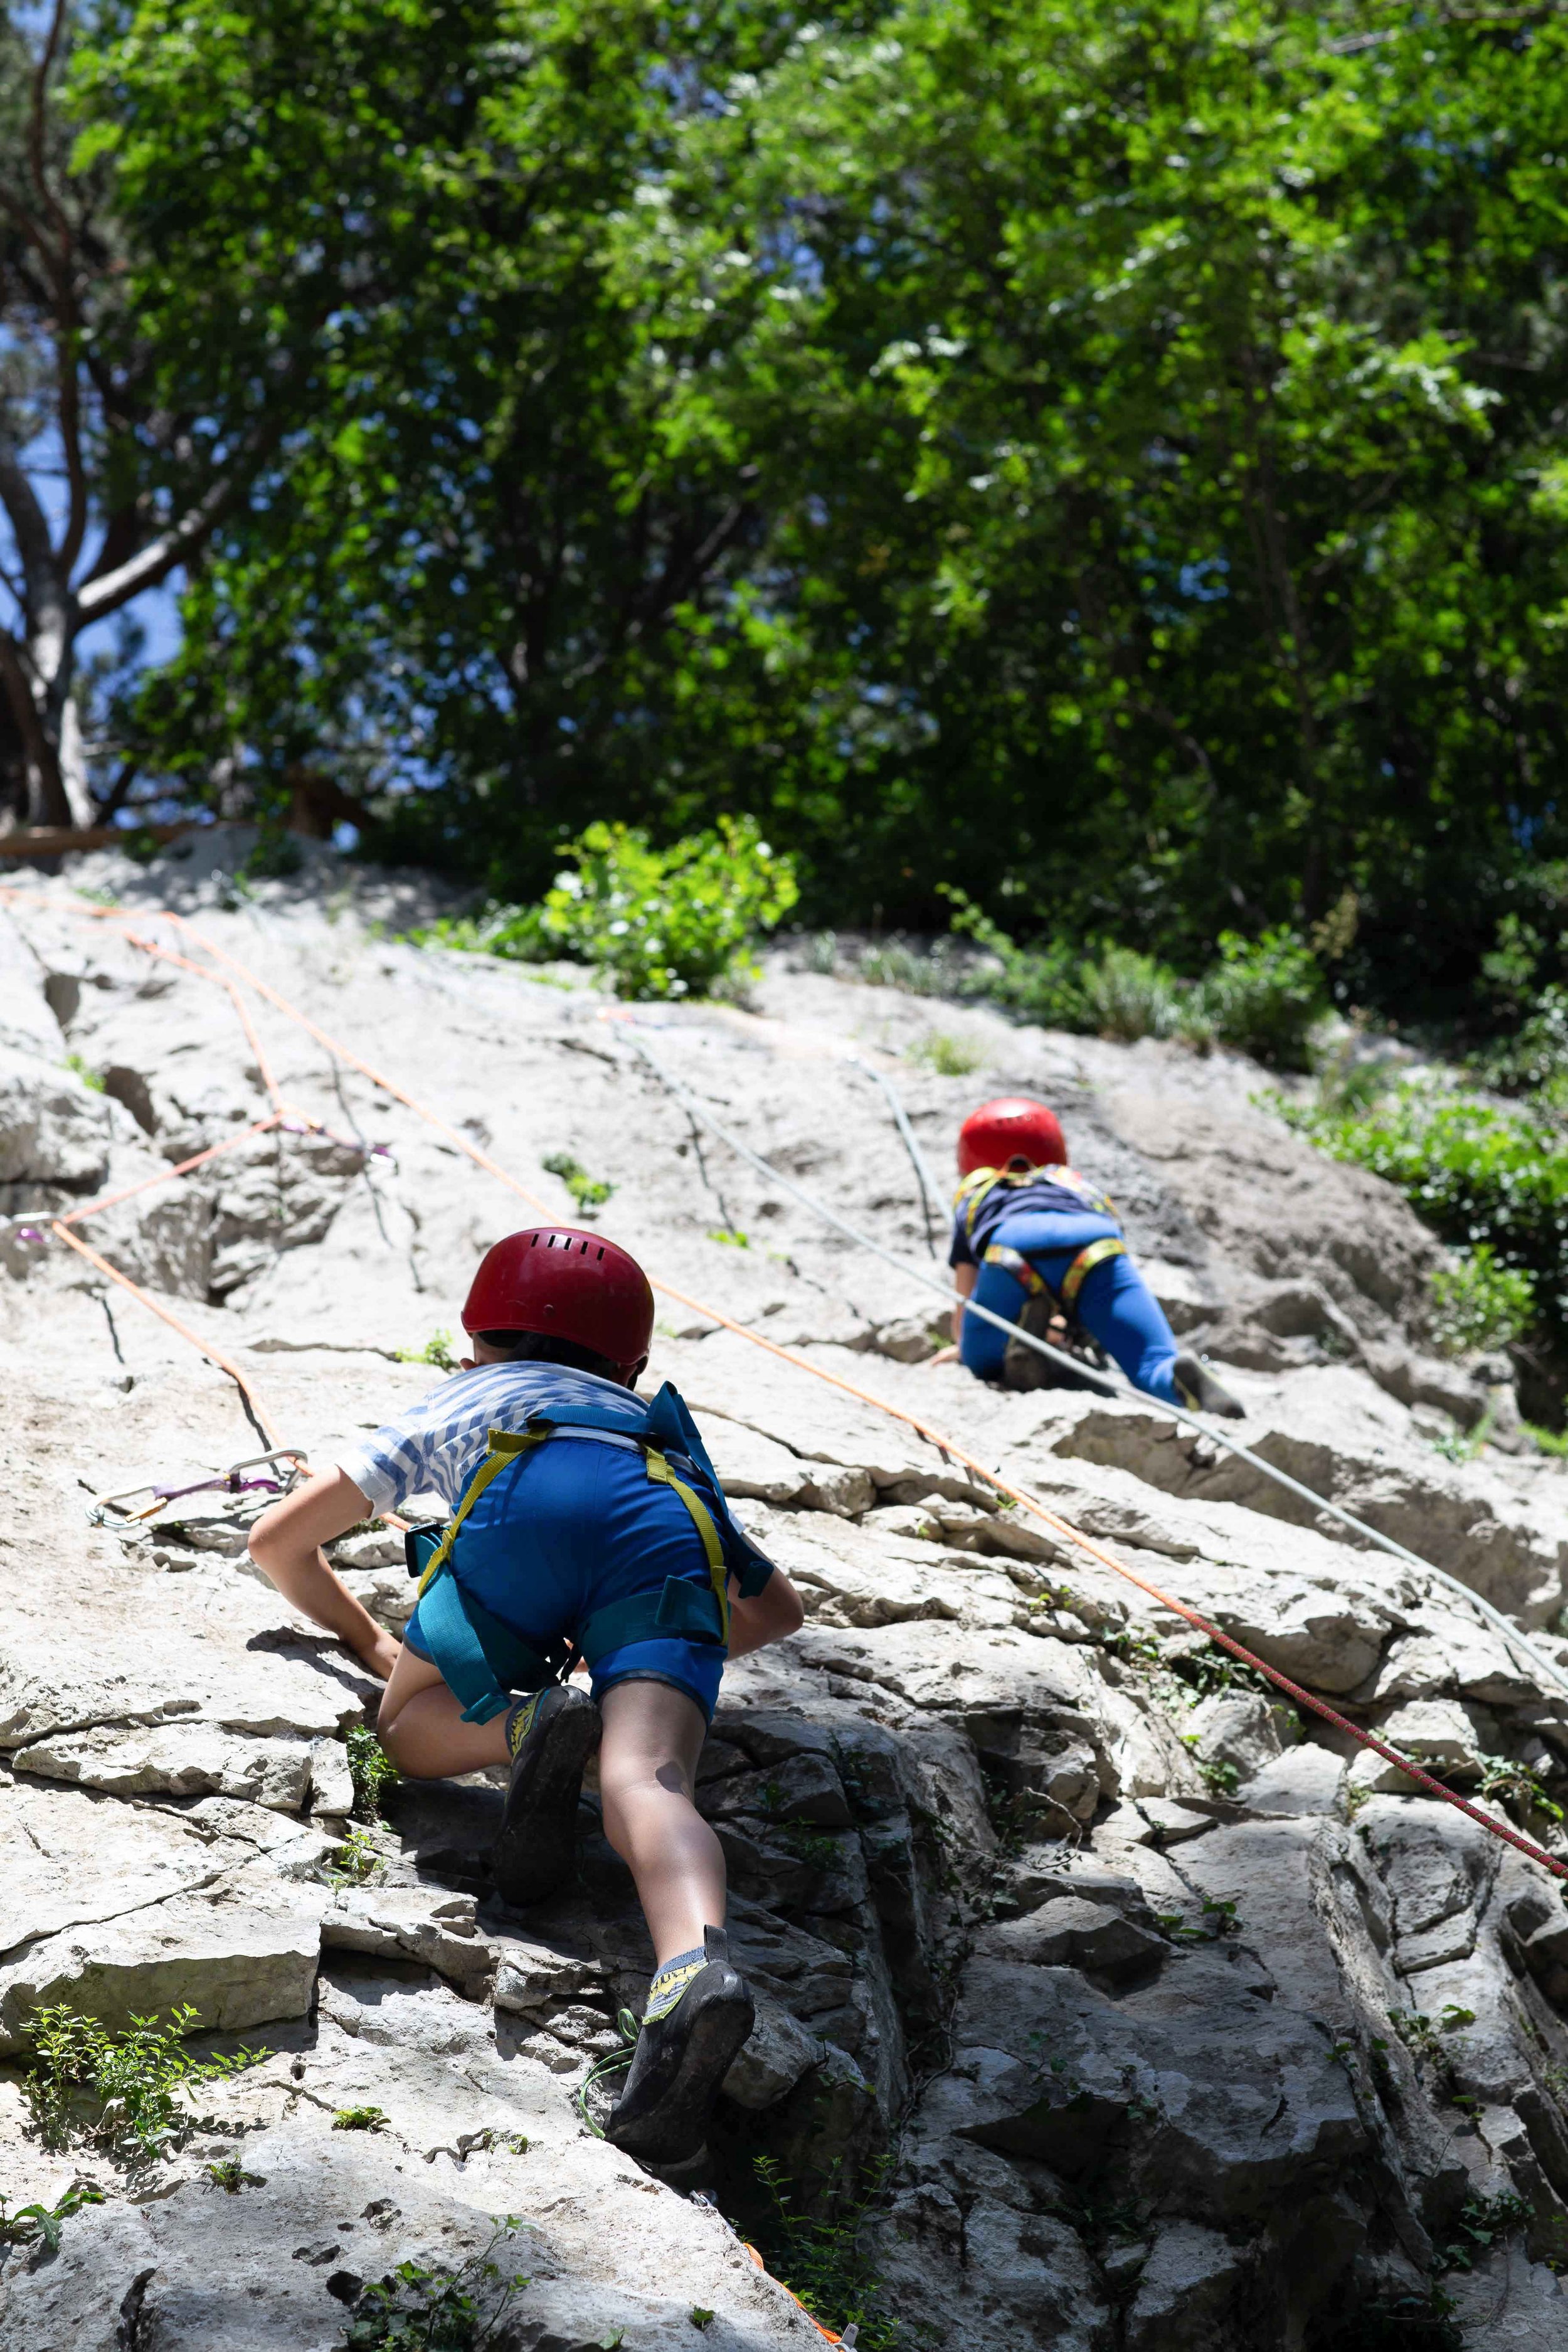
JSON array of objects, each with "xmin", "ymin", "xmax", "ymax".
[
  {"xmin": 1527, "ymin": 1419, "xmax": 1568, "ymax": 1456},
  {"xmin": 753, "ymin": 2156, "xmax": 899, "ymax": 2352},
  {"xmin": 859, "ymin": 937, "xmax": 972, "ymax": 996},
  {"xmin": 906, "ymin": 1029, "xmax": 985, "ymax": 1076},
  {"xmin": 333, "ymin": 2104, "xmax": 388, "ymax": 2132},
  {"xmin": 63, "ymin": 1052, "xmax": 103, "ymax": 1091},
  {"xmin": 707, "ymin": 1226, "xmax": 750, "ymax": 1248},
  {"xmin": 26, "ymin": 2004, "xmax": 269, "ymax": 2163},
  {"xmin": 0, "ymin": 2180, "xmax": 103, "ymax": 2250},
  {"xmin": 689, "ymin": 2313, "xmax": 716, "ymax": 2333},
  {"xmin": 346, "ymin": 1725, "xmax": 400, "ymax": 1822},
  {"xmin": 341, "ymin": 2218, "xmax": 532, "ymax": 2350},
  {"xmin": 395, "ymin": 1330, "xmax": 460, "ymax": 1372},
  {"xmin": 540, "ymin": 1151, "xmax": 614, "ymax": 1216}
]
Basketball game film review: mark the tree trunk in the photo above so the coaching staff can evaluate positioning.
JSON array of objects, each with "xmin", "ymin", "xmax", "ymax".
[{"xmin": 0, "ymin": 612, "xmax": 93, "ymax": 830}]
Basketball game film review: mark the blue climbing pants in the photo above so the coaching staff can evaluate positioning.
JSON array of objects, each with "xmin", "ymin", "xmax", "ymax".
[
  {"xmin": 960, "ymin": 1210, "xmax": 1182, "ymax": 1404},
  {"xmin": 403, "ymin": 1435, "xmax": 726, "ymax": 1722}
]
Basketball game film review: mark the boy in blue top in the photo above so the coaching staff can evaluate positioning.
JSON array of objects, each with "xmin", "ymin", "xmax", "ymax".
[
  {"xmin": 936, "ymin": 1096, "xmax": 1245, "ymax": 1417},
  {"xmin": 248, "ymin": 1225, "xmax": 804, "ymax": 2168}
]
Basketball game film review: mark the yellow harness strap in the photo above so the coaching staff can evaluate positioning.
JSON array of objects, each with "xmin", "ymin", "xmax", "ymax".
[
  {"xmin": 1061, "ymin": 1235, "xmax": 1127, "ymax": 1310},
  {"xmin": 416, "ymin": 1426, "xmax": 550, "ymax": 1599},
  {"xmin": 955, "ymin": 1162, "xmax": 1119, "ymax": 1243},
  {"xmin": 645, "ymin": 1448, "xmax": 731, "ymax": 1645},
  {"xmin": 417, "ymin": 1426, "xmax": 731, "ymax": 1641},
  {"xmin": 982, "ymin": 1242, "xmax": 1051, "ymax": 1298}
]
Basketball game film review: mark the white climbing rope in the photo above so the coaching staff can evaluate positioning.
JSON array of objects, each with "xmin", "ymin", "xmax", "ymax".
[{"xmin": 623, "ymin": 1028, "xmax": 1568, "ymax": 1708}]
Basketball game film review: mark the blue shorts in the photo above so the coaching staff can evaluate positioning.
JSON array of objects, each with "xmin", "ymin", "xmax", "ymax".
[
  {"xmin": 960, "ymin": 1209, "xmax": 1181, "ymax": 1403},
  {"xmin": 403, "ymin": 1434, "xmax": 727, "ymax": 1722}
]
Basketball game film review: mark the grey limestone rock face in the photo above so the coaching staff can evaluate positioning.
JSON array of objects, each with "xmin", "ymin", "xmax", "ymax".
[{"xmin": 3, "ymin": 866, "xmax": 1568, "ymax": 2344}]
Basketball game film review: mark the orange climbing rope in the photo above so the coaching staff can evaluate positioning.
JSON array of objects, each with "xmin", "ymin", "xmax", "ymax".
[
  {"xmin": 46, "ymin": 1222, "xmax": 282, "ymax": 1446},
  {"xmin": 4, "ymin": 881, "xmax": 1567, "ymax": 1883}
]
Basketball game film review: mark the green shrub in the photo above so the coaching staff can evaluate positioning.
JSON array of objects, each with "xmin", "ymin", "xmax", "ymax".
[
  {"xmin": 342, "ymin": 2219, "xmax": 531, "ymax": 2350},
  {"xmin": 27, "ymin": 2004, "xmax": 268, "ymax": 2161},
  {"xmin": 1470, "ymin": 981, "xmax": 1568, "ymax": 1094},
  {"xmin": 1195, "ymin": 926, "xmax": 1325, "ymax": 1069},
  {"xmin": 941, "ymin": 890, "xmax": 1089, "ymax": 1026},
  {"xmin": 1282, "ymin": 1079, "xmax": 1568, "ymax": 1340},
  {"xmin": 942, "ymin": 894, "xmax": 1320, "ymax": 1064},
  {"xmin": 907, "ymin": 1029, "xmax": 985, "ymax": 1076},
  {"xmin": 416, "ymin": 817, "xmax": 797, "ymax": 1001},
  {"xmin": 1428, "ymin": 1246, "xmax": 1536, "ymax": 1357}
]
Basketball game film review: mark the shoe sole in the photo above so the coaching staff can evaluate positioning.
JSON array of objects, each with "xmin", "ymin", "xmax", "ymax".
[
  {"xmin": 490, "ymin": 1693, "xmax": 601, "ymax": 1908},
  {"xmin": 604, "ymin": 1984, "xmax": 755, "ymax": 2167}
]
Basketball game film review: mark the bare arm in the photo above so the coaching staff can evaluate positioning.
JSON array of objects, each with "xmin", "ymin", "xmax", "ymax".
[
  {"xmin": 248, "ymin": 1468, "xmax": 401, "ymax": 1680},
  {"xmin": 929, "ymin": 1260, "xmax": 977, "ymax": 1364},
  {"xmin": 726, "ymin": 1565, "xmax": 805, "ymax": 1659}
]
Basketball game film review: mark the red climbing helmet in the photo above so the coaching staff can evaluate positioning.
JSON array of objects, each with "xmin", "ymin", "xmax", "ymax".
[
  {"xmin": 462, "ymin": 1227, "xmax": 655, "ymax": 1375},
  {"xmin": 956, "ymin": 1096, "xmax": 1067, "ymax": 1178}
]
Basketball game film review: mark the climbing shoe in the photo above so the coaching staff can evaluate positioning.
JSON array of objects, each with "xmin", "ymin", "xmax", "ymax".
[
  {"xmin": 490, "ymin": 1683, "xmax": 601, "ymax": 1908},
  {"xmin": 1172, "ymin": 1352, "xmax": 1246, "ymax": 1421},
  {"xmin": 603, "ymin": 1926, "xmax": 755, "ymax": 2168}
]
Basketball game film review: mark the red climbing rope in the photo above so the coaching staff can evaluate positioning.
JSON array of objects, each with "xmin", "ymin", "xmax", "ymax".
[{"xmin": 4, "ymin": 881, "xmax": 1565, "ymax": 1882}]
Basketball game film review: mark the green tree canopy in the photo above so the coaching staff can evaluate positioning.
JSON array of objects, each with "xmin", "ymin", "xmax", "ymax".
[{"xmin": 73, "ymin": 0, "xmax": 1568, "ymax": 1015}]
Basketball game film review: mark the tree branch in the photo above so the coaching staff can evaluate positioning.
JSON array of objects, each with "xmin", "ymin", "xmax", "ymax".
[{"xmin": 76, "ymin": 465, "xmax": 245, "ymax": 622}]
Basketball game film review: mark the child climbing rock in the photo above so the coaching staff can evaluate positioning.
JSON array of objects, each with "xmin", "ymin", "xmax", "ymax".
[
  {"xmin": 248, "ymin": 1224, "xmax": 805, "ymax": 2167},
  {"xmin": 934, "ymin": 1095, "xmax": 1246, "ymax": 1417}
]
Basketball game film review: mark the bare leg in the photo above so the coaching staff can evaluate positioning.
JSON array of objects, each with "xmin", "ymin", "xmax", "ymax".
[
  {"xmin": 598, "ymin": 1680, "xmax": 724, "ymax": 1966},
  {"xmin": 376, "ymin": 1647, "xmax": 509, "ymax": 1777}
]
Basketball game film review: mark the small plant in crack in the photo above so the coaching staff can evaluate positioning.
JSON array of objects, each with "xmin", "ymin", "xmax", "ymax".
[
  {"xmin": 394, "ymin": 1330, "xmax": 460, "ymax": 1372},
  {"xmin": 26, "ymin": 2005, "xmax": 268, "ymax": 2164},
  {"xmin": 1435, "ymin": 2188, "xmax": 1532, "ymax": 2273},
  {"xmin": 345, "ymin": 1726, "xmax": 401, "ymax": 1822},
  {"xmin": 333, "ymin": 2106, "xmax": 388, "ymax": 2132},
  {"xmin": 327, "ymin": 1826, "xmax": 388, "ymax": 1886},
  {"xmin": 540, "ymin": 1151, "xmax": 614, "ymax": 1216},
  {"xmin": 1180, "ymin": 1737, "xmax": 1241, "ymax": 1799},
  {"xmin": 205, "ymin": 2156, "xmax": 266, "ymax": 2193},
  {"xmin": 341, "ymin": 2217, "xmax": 532, "ymax": 2349},
  {"xmin": 0, "ymin": 2180, "xmax": 103, "ymax": 2250},
  {"xmin": 1476, "ymin": 1752, "xmax": 1564, "ymax": 1826},
  {"xmin": 778, "ymin": 1825, "xmax": 844, "ymax": 1872},
  {"xmin": 750, "ymin": 2154, "xmax": 901, "ymax": 2351}
]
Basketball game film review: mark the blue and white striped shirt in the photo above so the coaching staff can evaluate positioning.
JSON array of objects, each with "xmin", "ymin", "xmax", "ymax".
[{"xmin": 336, "ymin": 1363, "xmax": 652, "ymax": 1514}]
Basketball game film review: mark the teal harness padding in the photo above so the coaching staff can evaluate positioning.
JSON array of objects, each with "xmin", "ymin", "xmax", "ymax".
[{"xmin": 407, "ymin": 1380, "xmax": 772, "ymax": 1725}]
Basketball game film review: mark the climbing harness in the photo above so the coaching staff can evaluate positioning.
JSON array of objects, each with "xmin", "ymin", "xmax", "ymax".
[
  {"xmin": 90, "ymin": 1446, "xmax": 308, "ymax": 1527},
  {"xmin": 6, "ymin": 886, "xmax": 1568, "ymax": 1882},
  {"xmin": 408, "ymin": 1386, "xmax": 767, "ymax": 1723},
  {"xmin": 954, "ymin": 1158, "xmax": 1118, "ymax": 1249}
]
